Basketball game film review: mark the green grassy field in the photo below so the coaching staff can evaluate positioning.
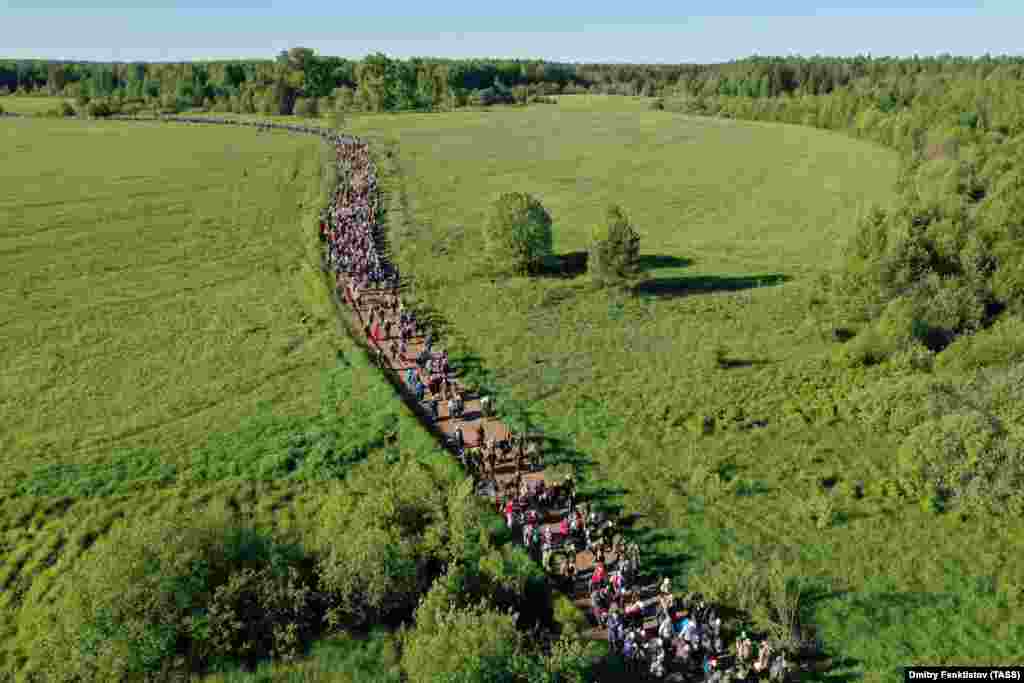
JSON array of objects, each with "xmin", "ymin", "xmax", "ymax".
[
  {"xmin": 0, "ymin": 117, "xmax": 450, "ymax": 679},
  {"xmin": 0, "ymin": 96, "xmax": 72, "ymax": 114},
  {"xmin": 336, "ymin": 97, "xmax": 1024, "ymax": 680},
  {"xmin": 1, "ymin": 118, "xmax": 338, "ymax": 476}
]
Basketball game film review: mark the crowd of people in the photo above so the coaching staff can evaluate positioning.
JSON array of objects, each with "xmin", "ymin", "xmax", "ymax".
[{"xmin": 313, "ymin": 126, "xmax": 794, "ymax": 682}]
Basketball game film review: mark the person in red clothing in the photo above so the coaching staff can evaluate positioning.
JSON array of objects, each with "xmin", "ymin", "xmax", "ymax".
[{"xmin": 591, "ymin": 562, "xmax": 607, "ymax": 589}]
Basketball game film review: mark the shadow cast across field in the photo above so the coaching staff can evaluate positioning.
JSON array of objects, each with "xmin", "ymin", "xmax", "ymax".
[
  {"xmin": 534, "ymin": 251, "xmax": 589, "ymax": 279},
  {"xmin": 636, "ymin": 254, "xmax": 693, "ymax": 271},
  {"xmin": 533, "ymin": 252, "xmax": 692, "ymax": 279},
  {"xmin": 633, "ymin": 273, "xmax": 791, "ymax": 299}
]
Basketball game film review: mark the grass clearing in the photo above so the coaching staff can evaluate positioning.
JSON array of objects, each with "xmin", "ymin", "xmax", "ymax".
[
  {"xmin": 0, "ymin": 117, "xmax": 454, "ymax": 679},
  {"xmin": 0, "ymin": 96, "xmax": 72, "ymax": 115},
  {"xmin": 1, "ymin": 118, "xmax": 339, "ymax": 478},
  {"xmin": 335, "ymin": 97, "xmax": 1023, "ymax": 678}
]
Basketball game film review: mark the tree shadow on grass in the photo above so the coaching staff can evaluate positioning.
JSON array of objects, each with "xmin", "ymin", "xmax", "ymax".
[
  {"xmin": 540, "ymin": 435, "xmax": 596, "ymax": 474},
  {"xmin": 626, "ymin": 527, "xmax": 696, "ymax": 584},
  {"xmin": 637, "ymin": 254, "xmax": 694, "ymax": 271},
  {"xmin": 633, "ymin": 273, "xmax": 791, "ymax": 299},
  {"xmin": 534, "ymin": 251, "xmax": 589, "ymax": 279},
  {"xmin": 407, "ymin": 301, "xmax": 456, "ymax": 342},
  {"xmin": 718, "ymin": 357, "xmax": 776, "ymax": 370},
  {"xmin": 534, "ymin": 252, "xmax": 694, "ymax": 280}
]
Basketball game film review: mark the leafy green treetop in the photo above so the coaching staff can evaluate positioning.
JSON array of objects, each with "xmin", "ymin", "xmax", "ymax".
[
  {"xmin": 589, "ymin": 204, "xmax": 641, "ymax": 286},
  {"xmin": 484, "ymin": 192, "xmax": 554, "ymax": 275}
]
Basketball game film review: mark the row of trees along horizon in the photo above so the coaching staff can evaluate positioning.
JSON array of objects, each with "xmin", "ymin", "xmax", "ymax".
[{"xmin": 7, "ymin": 49, "xmax": 1024, "ymax": 116}]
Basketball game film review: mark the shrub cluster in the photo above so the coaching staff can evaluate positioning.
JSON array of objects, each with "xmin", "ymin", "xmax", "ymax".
[
  {"xmin": 85, "ymin": 99, "xmax": 113, "ymax": 117},
  {"xmin": 484, "ymin": 192, "xmax": 554, "ymax": 275},
  {"xmin": 18, "ymin": 506, "xmax": 320, "ymax": 681},
  {"xmin": 844, "ymin": 363, "xmax": 1024, "ymax": 514},
  {"xmin": 15, "ymin": 447, "xmax": 590, "ymax": 681},
  {"xmin": 688, "ymin": 550, "xmax": 807, "ymax": 652},
  {"xmin": 589, "ymin": 204, "xmax": 642, "ymax": 287}
]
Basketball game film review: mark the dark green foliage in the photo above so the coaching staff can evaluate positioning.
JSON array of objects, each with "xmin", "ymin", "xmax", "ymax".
[
  {"xmin": 401, "ymin": 599, "xmax": 596, "ymax": 683},
  {"xmin": 85, "ymin": 99, "xmax": 112, "ymax": 118},
  {"xmin": 844, "ymin": 364, "xmax": 1024, "ymax": 513},
  {"xmin": 589, "ymin": 204, "xmax": 641, "ymax": 287},
  {"xmin": 19, "ymin": 508, "xmax": 319, "ymax": 681},
  {"xmin": 198, "ymin": 563, "xmax": 317, "ymax": 666},
  {"xmin": 484, "ymin": 192, "xmax": 554, "ymax": 275},
  {"xmin": 936, "ymin": 315, "xmax": 1024, "ymax": 373},
  {"xmin": 313, "ymin": 462, "xmax": 482, "ymax": 629},
  {"xmin": 400, "ymin": 602, "xmax": 524, "ymax": 683}
]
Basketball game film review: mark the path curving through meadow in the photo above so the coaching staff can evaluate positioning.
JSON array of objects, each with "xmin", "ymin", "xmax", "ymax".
[{"xmin": 3, "ymin": 111, "xmax": 802, "ymax": 681}]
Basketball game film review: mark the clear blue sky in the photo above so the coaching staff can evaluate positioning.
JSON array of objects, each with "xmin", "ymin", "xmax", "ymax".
[{"xmin": 3, "ymin": 1, "xmax": 1023, "ymax": 63}]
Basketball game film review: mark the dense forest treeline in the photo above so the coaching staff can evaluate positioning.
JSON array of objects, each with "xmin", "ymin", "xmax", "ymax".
[{"xmin": 10, "ymin": 50, "xmax": 1024, "ymax": 115}]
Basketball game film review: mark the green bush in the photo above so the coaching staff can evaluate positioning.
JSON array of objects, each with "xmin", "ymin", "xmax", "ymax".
[
  {"xmin": 992, "ymin": 249, "xmax": 1024, "ymax": 314},
  {"xmin": 315, "ymin": 484, "xmax": 445, "ymax": 628},
  {"xmin": 886, "ymin": 340, "xmax": 935, "ymax": 375},
  {"xmin": 199, "ymin": 564, "xmax": 317, "ymax": 667},
  {"xmin": 896, "ymin": 409, "xmax": 1003, "ymax": 499},
  {"xmin": 313, "ymin": 458, "xmax": 472, "ymax": 630},
  {"xmin": 18, "ymin": 506, "xmax": 316, "ymax": 681},
  {"xmin": 483, "ymin": 192, "xmax": 554, "ymax": 275},
  {"xmin": 972, "ymin": 362, "xmax": 1024, "ymax": 431},
  {"xmin": 845, "ymin": 375, "xmax": 962, "ymax": 436},
  {"xmin": 874, "ymin": 295, "xmax": 920, "ymax": 349},
  {"xmin": 60, "ymin": 101, "xmax": 75, "ymax": 117},
  {"xmin": 937, "ymin": 315, "xmax": 1024, "ymax": 373},
  {"xmin": 912, "ymin": 274, "xmax": 986, "ymax": 350},
  {"xmin": 688, "ymin": 550, "xmax": 806, "ymax": 650},
  {"xmin": 836, "ymin": 327, "xmax": 893, "ymax": 367},
  {"xmin": 86, "ymin": 100, "xmax": 113, "ymax": 118},
  {"xmin": 414, "ymin": 539, "xmax": 552, "ymax": 634},
  {"xmin": 400, "ymin": 602, "xmax": 524, "ymax": 683},
  {"xmin": 589, "ymin": 204, "xmax": 641, "ymax": 287}
]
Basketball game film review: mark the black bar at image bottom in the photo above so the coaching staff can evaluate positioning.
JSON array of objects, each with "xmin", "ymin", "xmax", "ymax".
[{"xmin": 905, "ymin": 668, "xmax": 1023, "ymax": 682}]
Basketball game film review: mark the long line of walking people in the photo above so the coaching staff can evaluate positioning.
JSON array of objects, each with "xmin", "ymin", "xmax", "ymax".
[{"xmin": 315, "ymin": 130, "xmax": 795, "ymax": 683}]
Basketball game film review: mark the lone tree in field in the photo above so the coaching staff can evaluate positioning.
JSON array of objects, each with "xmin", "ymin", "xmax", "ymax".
[
  {"xmin": 484, "ymin": 192, "xmax": 553, "ymax": 275},
  {"xmin": 589, "ymin": 204, "xmax": 641, "ymax": 286}
]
